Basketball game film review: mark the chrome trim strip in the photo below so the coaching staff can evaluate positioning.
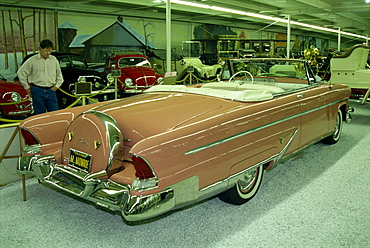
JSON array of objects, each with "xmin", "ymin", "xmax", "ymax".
[
  {"xmin": 272, "ymin": 128, "xmax": 299, "ymax": 166},
  {"xmin": 8, "ymin": 109, "xmax": 32, "ymax": 115},
  {"xmin": 199, "ymin": 128, "xmax": 298, "ymax": 197},
  {"xmin": 185, "ymin": 98, "xmax": 348, "ymax": 155}
]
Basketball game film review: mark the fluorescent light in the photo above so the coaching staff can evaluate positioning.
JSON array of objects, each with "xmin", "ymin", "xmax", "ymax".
[
  {"xmin": 170, "ymin": 0, "xmax": 368, "ymax": 40},
  {"xmin": 171, "ymin": 0, "xmax": 209, "ymax": 8}
]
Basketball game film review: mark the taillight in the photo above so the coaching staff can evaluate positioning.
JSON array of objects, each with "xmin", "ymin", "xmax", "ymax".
[
  {"xmin": 132, "ymin": 155, "xmax": 155, "ymax": 180},
  {"xmin": 21, "ymin": 128, "xmax": 40, "ymax": 145}
]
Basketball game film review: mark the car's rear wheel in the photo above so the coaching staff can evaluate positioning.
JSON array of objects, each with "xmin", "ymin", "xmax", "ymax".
[
  {"xmin": 322, "ymin": 109, "xmax": 343, "ymax": 144},
  {"xmin": 219, "ymin": 164, "xmax": 264, "ymax": 205}
]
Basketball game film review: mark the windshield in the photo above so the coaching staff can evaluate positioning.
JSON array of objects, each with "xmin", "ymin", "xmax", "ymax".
[
  {"xmin": 71, "ymin": 55, "xmax": 87, "ymax": 69},
  {"xmin": 221, "ymin": 59, "xmax": 314, "ymax": 84},
  {"xmin": 118, "ymin": 57, "xmax": 151, "ymax": 68}
]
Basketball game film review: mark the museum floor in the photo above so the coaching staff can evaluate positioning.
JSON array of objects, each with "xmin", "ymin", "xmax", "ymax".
[{"xmin": 1, "ymin": 100, "xmax": 369, "ymax": 248}]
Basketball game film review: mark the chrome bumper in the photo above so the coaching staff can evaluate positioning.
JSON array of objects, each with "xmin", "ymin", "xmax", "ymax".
[
  {"xmin": 17, "ymin": 154, "xmax": 175, "ymax": 222},
  {"xmin": 345, "ymin": 106, "xmax": 354, "ymax": 123}
]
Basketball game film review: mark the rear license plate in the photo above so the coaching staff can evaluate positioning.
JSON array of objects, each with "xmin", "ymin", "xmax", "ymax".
[{"xmin": 68, "ymin": 149, "xmax": 92, "ymax": 171}]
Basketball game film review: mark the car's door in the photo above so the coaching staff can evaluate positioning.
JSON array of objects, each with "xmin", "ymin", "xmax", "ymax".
[
  {"xmin": 217, "ymin": 91, "xmax": 304, "ymax": 184},
  {"xmin": 297, "ymin": 85, "xmax": 332, "ymax": 148}
]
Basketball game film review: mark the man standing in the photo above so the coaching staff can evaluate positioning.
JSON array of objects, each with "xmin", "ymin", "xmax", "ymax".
[{"xmin": 18, "ymin": 39, "xmax": 64, "ymax": 115}]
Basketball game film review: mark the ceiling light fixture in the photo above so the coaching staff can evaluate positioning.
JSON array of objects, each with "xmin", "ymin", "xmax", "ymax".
[{"xmin": 170, "ymin": 0, "xmax": 368, "ymax": 40}]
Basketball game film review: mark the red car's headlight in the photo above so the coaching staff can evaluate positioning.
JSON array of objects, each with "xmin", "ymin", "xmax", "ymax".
[
  {"xmin": 125, "ymin": 78, "xmax": 133, "ymax": 86},
  {"xmin": 11, "ymin": 92, "xmax": 22, "ymax": 102},
  {"xmin": 157, "ymin": 77, "xmax": 164, "ymax": 84}
]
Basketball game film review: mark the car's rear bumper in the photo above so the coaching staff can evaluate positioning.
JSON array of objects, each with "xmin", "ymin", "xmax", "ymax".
[{"xmin": 17, "ymin": 153, "xmax": 175, "ymax": 222}]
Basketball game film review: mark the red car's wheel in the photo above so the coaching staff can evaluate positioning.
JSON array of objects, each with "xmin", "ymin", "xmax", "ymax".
[{"xmin": 219, "ymin": 164, "xmax": 264, "ymax": 205}]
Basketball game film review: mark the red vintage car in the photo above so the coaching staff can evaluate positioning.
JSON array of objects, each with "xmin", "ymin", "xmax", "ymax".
[
  {"xmin": 17, "ymin": 58, "xmax": 352, "ymax": 222},
  {"xmin": 101, "ymin": 53, "xmax": 163, "ymax": 95},
  {"xmin": 0, "ymin": 74, "xmax": 32, "ymax": 120}
]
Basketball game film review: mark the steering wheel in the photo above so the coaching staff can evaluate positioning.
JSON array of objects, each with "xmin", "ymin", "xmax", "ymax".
[{"xmin": 228, "ymin": 70, "xmax": 254, "ymax": 84}]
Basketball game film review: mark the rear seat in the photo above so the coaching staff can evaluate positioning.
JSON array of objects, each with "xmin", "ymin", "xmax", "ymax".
[{"xmin": 201, "ymin": 82, "xmax": 285, "ymax": 94}]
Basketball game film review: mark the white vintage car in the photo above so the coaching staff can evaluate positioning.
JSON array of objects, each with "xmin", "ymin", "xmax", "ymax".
[
  {"xmin": 147, "ymin": 49, "xmax": 222, "ymax": 84},
  {"xmin": 329, "ymin": 44, "xmax": 370, "ymax": 104}
]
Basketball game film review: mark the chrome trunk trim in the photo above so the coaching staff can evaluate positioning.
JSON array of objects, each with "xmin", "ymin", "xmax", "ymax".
[{"xmin": 81, "ymin": 110, "xmax": 122, "ymax": 171}]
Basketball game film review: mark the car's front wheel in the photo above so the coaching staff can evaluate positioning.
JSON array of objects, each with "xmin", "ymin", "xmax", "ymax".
[
  {"xmin": 98, "ymin": 93, "xmax": 112, "ymax": 102},
  {"xmin": 219, "ymin": 164, "xmax": 264, "ymax": 205},
  {"xmin": 58, "ymin": 96, "xmax": 72, "ymax": 109},
  {"xmin": 182, "ymin": 72, "xmax": 200, "ymax": 85},
  {"xmin": 322, "ymin": 109, "xmax": 343, "ymax": 144}
]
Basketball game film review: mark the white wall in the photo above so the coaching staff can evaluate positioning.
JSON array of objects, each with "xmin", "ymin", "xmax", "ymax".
[{"xmin": 0, "ymin": 125, "xmax": 22, "ymax": 185}]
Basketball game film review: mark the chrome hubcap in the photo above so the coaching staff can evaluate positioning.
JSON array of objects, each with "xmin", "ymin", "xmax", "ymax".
[
  {"xmin": 333, "ymin": 114, "xmax": 341, "ymax": 139},
  {"xmin": 239, "ymin": 168, "xmax": 257, "ymax": 191}
]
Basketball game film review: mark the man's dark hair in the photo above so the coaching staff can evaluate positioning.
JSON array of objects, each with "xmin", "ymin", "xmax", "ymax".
[{"xmin": 40, "ymin": 39, "xmax": 54, "ymax": 49}]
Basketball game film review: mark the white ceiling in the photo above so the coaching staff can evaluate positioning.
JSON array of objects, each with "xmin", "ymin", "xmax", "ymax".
[{"xmin": 1, "ymin": 0, "xmax": 369, "ymax": 42}]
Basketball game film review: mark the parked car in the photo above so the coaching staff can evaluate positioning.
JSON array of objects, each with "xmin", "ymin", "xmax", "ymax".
[
  {"xmin": 328, "ymin": 44, "xmax": 370, "ymax": 104},
  {"xmin": 147, "ymin": 49, "xmax": 222, "ymax": 84},
  {"xmin": 0, "ymin": 74, "xmax": 32, "ymax": 120},
  {"xmin": 17, "ymin": 58, "xmax": 352, "ymax": 222},
  {"xmin": 100, "ymin": 53, "xmax": 163, "ymax": 96},
  {"xmin": 20, "ymin": 52, "xmax": 109, "ymax": 108}
]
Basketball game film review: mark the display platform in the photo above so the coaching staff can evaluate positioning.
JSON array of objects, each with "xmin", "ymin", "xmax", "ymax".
[
  {"xmin": 1, "ymin": 99, "xmax": 369, "ymax": 247},
  {"xmin": 0, "ymin": 124, "xmax": 22, "ymax": 186}
]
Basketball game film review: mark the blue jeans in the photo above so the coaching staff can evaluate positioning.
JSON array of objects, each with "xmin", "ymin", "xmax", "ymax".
[{"xmin": 31, "ymin": 85, "xmax": 59, "ymax": 115}]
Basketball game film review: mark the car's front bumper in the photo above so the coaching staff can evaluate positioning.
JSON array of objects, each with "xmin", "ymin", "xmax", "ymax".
[
  {"xmin": 8, "ymin": 109, "xmax": 32, "ymax": 116},
  {"xmin": 17, "ymin": 153, "xmax": 176, "ymax": 222},
  {"xmin": 2, "ymin": 103, "xmax": 32, "ymax": 116}
]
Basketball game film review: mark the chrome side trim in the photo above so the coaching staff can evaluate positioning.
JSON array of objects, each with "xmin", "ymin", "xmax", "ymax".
[
  {"xmin": 198, "ymin": 128, "xmax": 298, "ymax": 200},
  {"xmin": 185, "ymin": 98, "xmax": 348, "ymax": 155},
  {"xmin": 271, "ymin": 128, "xmax": 299, "ymax": 167}
]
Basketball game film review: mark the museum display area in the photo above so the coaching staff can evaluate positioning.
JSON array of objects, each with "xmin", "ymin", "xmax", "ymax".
[{"xmin": 0, "ymin": 0, "xmax": 369, "ymax": 247}]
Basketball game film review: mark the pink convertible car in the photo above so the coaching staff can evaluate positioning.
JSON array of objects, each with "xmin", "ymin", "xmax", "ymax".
[{"xmin": 17, "ymin": 58, "xmax": 352, "ymax": 222}]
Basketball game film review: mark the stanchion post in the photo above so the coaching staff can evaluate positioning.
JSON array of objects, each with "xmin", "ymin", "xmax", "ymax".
[
  {"xmin": 22, "ymin": 174, "xmax": 27, "ymax": 201},
  {"xmin": 109, "ymin": 69, "xmax": 121, "ymax": 100},
  {"xmin": 81, "ymin": 96, "xmax": 86, "ymax": 106},
  {"xmin": 115, "ymin": 77, "xmax": 118, "ymax": 99}
]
